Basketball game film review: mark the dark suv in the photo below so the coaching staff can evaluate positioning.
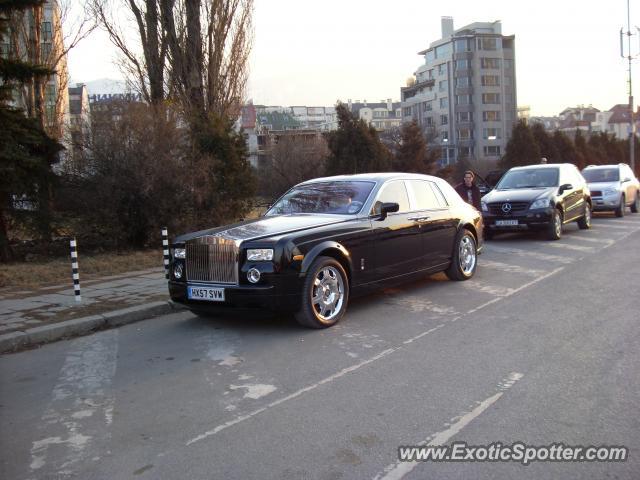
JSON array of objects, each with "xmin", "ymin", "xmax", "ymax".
[{"xmin": 481, "ymin": 163, "xmax": 592, "ymax": 240}]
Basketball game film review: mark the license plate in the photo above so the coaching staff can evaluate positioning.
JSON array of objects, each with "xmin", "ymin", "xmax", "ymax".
[
  {"xmin": 188, "ymin": 286, "xmax": 225, "ymax": 302},
  {"xmin": 496, "ymin": 219, "xmax": 518, "ymax": 226}
]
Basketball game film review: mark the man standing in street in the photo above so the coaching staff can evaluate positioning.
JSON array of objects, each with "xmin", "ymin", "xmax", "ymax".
[{"xmin": 455, "ymin": 170, "xmax": 482, "ymax": 211}]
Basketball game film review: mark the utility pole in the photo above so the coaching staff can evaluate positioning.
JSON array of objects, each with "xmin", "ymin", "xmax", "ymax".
[{"xmin": 620, "ymin": 0, "xmax": 639, "ymax": 171}]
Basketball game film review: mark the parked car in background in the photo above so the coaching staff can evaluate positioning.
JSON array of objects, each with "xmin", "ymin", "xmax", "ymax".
[
  {"xmin": 581, "ymin": 164, "xmax": 640, "ymax": 217},
  {"xmin": 481, "ymin": 163, "xmax": 592, "ymax": 240},
  {"xmin": 168, "ymin": 173, "xmax": 483, "ymax": 329}
]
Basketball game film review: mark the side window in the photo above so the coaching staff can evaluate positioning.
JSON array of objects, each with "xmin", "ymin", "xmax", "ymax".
[
  {"xmin": 409, "ymin": 180, "xmax": 443, "ymax": 210},
  {"xmin": 372, "ymin": 181, "xmax": 410, "ymax": 215}
]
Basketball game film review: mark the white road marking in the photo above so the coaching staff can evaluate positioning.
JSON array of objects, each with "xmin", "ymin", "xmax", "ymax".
[
  {"xmin": 459, "ymin": 281, "xmax": 514, "ymax": 297},
  {"xmin": 385, "ymin": 297, "xmax": 461, "ymax": 316},
  {"xmin": 600, "ymin": 219, "xmax": 640, "ymax": 225},
  {"xmin": 592, "ymin": 223, "xmax": 634, "ymax": 230},
  {"xmin": 542, "ymin": 242, "xmax": 595, "ymax": 252},
  {"xmin": 28, "ymin": 330, "xmax": 118, "ymax": 477},
  {"xmin": 374, "ymin": 372, "xmax": 524, "ymax": 480},
  {"xmin": 479, "ymin": 259, "xmax": 545, "ymax": 277},
  {"xmin": 563, "ymin": 235, "xmax": 614, "ymax": 245},
  {"xmin": 229, "ymin": 384, "xmax": 277, "ymax": 400},
  {"xmin": 484, "ymin": 245, "xmax": 574, "ymax": 264}
]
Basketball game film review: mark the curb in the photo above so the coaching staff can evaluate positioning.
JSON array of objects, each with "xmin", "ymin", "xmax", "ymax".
[{"xmin": 0, "ymin": 300, "xmax": 185, "ymax": 355}]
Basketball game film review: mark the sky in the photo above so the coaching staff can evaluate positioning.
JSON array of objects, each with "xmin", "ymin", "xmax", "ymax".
[{"xmin": 67, "ymin": 0, "xmax": 640, "ymax": 116}]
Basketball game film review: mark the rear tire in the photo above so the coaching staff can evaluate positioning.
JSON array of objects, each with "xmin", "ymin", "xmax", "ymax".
[
  {"xmin": 547, "ymin": 209, "xmax": 563, "ymax": 240},
  {"xmin": 615, "ymin": 196, "xmax": 625, "ymax": 217},
  {"xmin": 445, "ymin": 229, "xmax": 477, "ymax": 281},
  {"xmin": 577, "ymin": 202, "xmax": 592, "ymax": 230},
  {"xmin": 631, "ymin": 193, "xmax": 639, "ymax": 213},
  {"xmin": 295, "ymin": 256, "xmax": 349, "ymax": 329}
]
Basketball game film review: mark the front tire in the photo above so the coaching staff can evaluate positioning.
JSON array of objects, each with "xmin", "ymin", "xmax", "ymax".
[
  {"xmin": 631, "ymin": 193, "xmax": 639, "ymax": 213},
  {"xmin": 577, "ymin": 202, "xmax": 592, "ymax": 230},
  {"xmin": 295, "ymin": 256, "xmax": 349, "ymax": 329},
  {"xmin": 547, "ymin": 209, "xmax": 563, "ymax": 240},
  {"xmin": 445, "ymin": 229, "xmax": 477, "ymax": 281},
  {"xmin": 615, "ymin": 196, "xmax": 625, "ymax": 217}
]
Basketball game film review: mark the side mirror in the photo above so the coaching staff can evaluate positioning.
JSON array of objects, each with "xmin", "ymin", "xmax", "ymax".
[
  {"xmin": 559, "ymin": 183, "xmax": 573, "ymax": 194},
  {"xmin": 378, "ymin": 202, "xmax": 399, "ymax": 220},
  {"xmin": 623, "ymin": 178, "xmax": 631, "ymax": 183}
]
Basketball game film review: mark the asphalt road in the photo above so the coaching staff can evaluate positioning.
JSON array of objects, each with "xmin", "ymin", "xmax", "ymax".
[{"xmin": 2, "ymin": 214, "xmax": 640, "ymax": 480}]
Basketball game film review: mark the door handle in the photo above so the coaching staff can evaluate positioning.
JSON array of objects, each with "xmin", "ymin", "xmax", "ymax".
[{"xmin": 408, "ymin": 216, "xmax": 430, "ymax": 222}]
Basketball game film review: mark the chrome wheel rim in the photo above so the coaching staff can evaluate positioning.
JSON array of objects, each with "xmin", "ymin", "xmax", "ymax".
[
  {"xmin": 585, "ymin": 205, "xmax": 591, "ymax": 226},
  {"xmin": 312, "ymin": 266, "xmax": 344, "ymax": 321},
  {"xmin": 459, "ymin": 235, "xmax": 476, "ymax": 275},
  {"xmin": 554, "ymin": 212, "xmax": 562, "ymax": 237}
]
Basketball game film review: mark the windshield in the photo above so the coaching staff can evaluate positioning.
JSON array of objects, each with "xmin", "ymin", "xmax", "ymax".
[
  {"xmin": 582, "ymin": 168, "xmax": 619, "ymax": 183},
  {"xmin": 266, "ymin": 181, "xmax": 376, "ymax": 216},
  {"xmin": 496, "ymin": 168, "xmax": 559, "ymax": 189}
]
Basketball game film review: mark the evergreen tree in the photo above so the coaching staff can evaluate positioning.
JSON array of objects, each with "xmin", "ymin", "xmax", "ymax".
[
  {"xmin": 500, "ymin": 120, "xmax": 541, "ymax": 168},
  {"xmin": 0, "ymin": 0, "xmax": 61, "ymax": 261},
  {"xmin": 573, "ymin": 130, "xmax": 590, "ymax": 169},
  {"xmin": 394, "ymin": 121, "xmax": 437, "ymax": 174},
  {"xmin": 552, "ymin": 130, "xmax": 580, "ymax": 166},
  {"xmin": 325, "ymin": 103, "xmax": 392, "ymax": 175},
  {"xmin": 531, "ymin": 122, "xmax": 559, "ymax": 162}
]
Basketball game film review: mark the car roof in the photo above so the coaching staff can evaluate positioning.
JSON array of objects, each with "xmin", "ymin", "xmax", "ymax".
[
  {"xmin": 508, "ymin": 164, "xmax": 564, "ymax": 171},
  {"xmin": 300, "ymin": 172, "xmax": 443, "ymax": 185},
  {"xmin": 583, "ymin": 164, "xmax": 623, "ymax": 169}
]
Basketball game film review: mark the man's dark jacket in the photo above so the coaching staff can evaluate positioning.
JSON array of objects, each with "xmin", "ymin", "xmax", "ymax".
[{"xmin": 454, "ymin": 182, "xmax": 482, "ymax": 211}]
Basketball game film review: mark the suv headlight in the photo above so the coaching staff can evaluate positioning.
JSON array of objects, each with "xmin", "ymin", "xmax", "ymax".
[
  {"xmin": 173, "ymin": 248, "xmax": 186, "ymax": 259},
  {"xmin": 247, "ymin": 248, "xmax": 274, "ymax": 261},
  {"xmin": 481, "ymin": 201, "xmax": 488, "ymax": 212},
  {"xmin": 530, "ymin": 198, "xmax": 550, "ymax": 209},
  {"xmin": 603, "ymin": 188, "xmax": 618, "ymax": 197}
]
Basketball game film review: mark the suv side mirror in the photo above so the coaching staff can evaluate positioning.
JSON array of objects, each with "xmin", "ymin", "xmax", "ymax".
[
  {"xmin": 623, "ymin": 177, "xmax": 631, "ymax": 183},
  {"xmin": 559, "ymin": 183, "xmax": 573, "ymax": 194},
  {"xmin": 378, "ymin": 202, "xmax": 399, "ymax": 220}
]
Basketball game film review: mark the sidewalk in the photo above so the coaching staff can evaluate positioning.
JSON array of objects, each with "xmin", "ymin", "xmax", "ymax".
[{"xmin": 0, "ymin": 268, "xmax": 181, "ymax": 353}]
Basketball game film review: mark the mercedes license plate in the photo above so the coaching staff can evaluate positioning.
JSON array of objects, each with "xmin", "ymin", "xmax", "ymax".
[
  {"xmin": 496, "ymin": 219, "xmax": 518, "ymax": 226},
  {"xmin": 188, "ymin": 286, "xmax": 225, "ymax": 302}
]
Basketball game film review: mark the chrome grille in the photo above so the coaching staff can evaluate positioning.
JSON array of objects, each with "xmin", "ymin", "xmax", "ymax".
[
  {"xmin": 487, "ymin": 202, "xmax": 529, "ymax": 215},
  {"xmin": 185, "ymin": 236, "xmax": 239, "ymax": 284}
]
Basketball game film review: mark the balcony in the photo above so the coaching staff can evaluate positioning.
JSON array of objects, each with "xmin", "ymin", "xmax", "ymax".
[
  {"xmin": 455, "ymin": 104, "xmax": 474, "ymax": 113},
  {"xmin": 455, "ymin": 86, "xmax": 473, "ymax": 96},
  {"xmin": 401, "ymin": 78, "xmax": 436, "ymax": 100},
  {"xmin": 454, "ymin": 69, "xmax": 472, "ymax": 78},
  {"xmin": 453, "ymin": 51, "xmax": 473, "ymax": 61}
]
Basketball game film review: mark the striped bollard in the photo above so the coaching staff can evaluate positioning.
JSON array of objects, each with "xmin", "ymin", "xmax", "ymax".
[
  {"xmin": 162, "ymin": 227, "xmax": 170, "ymax": 279},
  {"xmin": 70, "ymin": 238, "xmax": 81, "ymax": 302}
]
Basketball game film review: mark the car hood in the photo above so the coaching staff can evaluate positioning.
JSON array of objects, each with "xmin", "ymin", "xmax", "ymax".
[
  {"xmin": 586, "ymin": 181, "xmax": 619, "ymax": 190},
  {"xmin": 174, "ymin": 214, "xmax": 350, "ymax": 244},
  {"xmin": 482, "ymin": 187, "xmax": 556, "ymax": 203}
]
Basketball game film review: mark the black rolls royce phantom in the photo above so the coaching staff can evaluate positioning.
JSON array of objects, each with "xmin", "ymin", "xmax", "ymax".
[{"xmin": 168, "ymin": 173, "xmax": 483, "ymax": 328}]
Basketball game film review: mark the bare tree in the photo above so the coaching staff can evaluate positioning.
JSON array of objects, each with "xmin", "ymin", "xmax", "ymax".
[{"xmin": 261, "ymin": 133, "xmax": 329, "ymax": 198}]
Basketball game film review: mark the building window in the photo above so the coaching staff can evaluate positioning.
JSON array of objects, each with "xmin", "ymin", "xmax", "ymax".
[
  {"xmin": 442, "ymin": 131, "xmax": 449, "ymax": 140},
  {"xmin": 437, "ymin": 63, "xmax": 447, "ymax": 76},
  {"xmin": 483, "ymin": 128, "xmax": 501, "ymax": 139},
  {"xmin": 441, "ymin": 114, "xmax": 448, "ymax": 125},
  {"xmin": 483, "ymin": 111, "xmax": 501, "ymax": 121},
  {"xmin": 455, "ymin": 59, "xmax": 470, "ymax": 70},
  {"xmin": 41, "ymin": 42, "xmax": 52, "ymax": 62},
  {"xmin": 42, "ymin": 21, "xmax": 52, "ymax": 41},
  {"xmin": 0, "ymin": 42, "xmax": 9, "ymax": 59},
  {"xmin": 373, "ymin": 110, "xmax": 388, "ymax": 118},
  {"xmin": 504, "ymin": 76, "xmax": 512, "ymax": 85},
  {"xmin": 456, "ymin": 94, "xmax": 471, "ymax": 105},
  {"xmin": 403, "ymin": 107, "xmax": 412, "ymax": 116},
  {"xmin": 481, "ymin": 57, "xmax": 501, "ymax": 69},
  {"xmin": 477, "ymin": 37, "xmax": 498, "ymax": 50},
  {"xmin": 423, "ymin": 101, "xmax": 433, "ymax": 112},
  {"xmin": 504, "ymin": 59, "xmax": 513, "ymax": 69},
  {"xmin": 457, "ymin": 112, "xmax": 472, "ymax": 122},
  {"xmin": 435, "ymin": 42, "xmax": 452, "ymax": 59},
  {"xmin": 458, "ymin": 128, "xmax": 472, "ymax": 140},
  {"xmin": 439, "ymin": 80, "xmax": 448, "ymax": 92},
  {"xmin": 505, "ymin": 93, "xmax": 513, "ymax": 103},
  {"xmin": 484, "ymin": 145, "xmax": 501, "ymax": 156},
  {"xmin": 425, "ymin": 116, "xmax": 434, "ymax": 126},
  {"xmin": 454, "ymin": 38, "xmax": 472, "ymax": 52},
  {"xmin": 481, "ymin": 75, "xmax": 500, "ymax": 86},
  {"xmin": 439, "ymin": 97, "xmax": 448, "ymax": 108},
  {"xmin": 482, "ymin": 93, "xmax": 500, "ymax": 104},
  {"xmin": 456, "ymin": 77, "xmax": 469, "ymax": 87}
]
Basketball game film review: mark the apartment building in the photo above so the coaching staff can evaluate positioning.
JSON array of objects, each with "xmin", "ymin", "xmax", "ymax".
[
  {"xmin": 348, "ymin": 99, "xmax": 402, "ymax": 131},
  {"xmin": 401, "ymin": 17, "xmax": 517, "ymax": 165}
]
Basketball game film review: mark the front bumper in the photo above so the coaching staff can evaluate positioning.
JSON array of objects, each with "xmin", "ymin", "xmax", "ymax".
[
  {"xmin": 592, "ymin": 196, "xmax": 621, "ymax": 211},
  {"xmin": 168, "ymin": 279, "xmax": 302, "ymax": 313},
  {"xmin": 483, "ymin": 209, "xmax": 553, "ymax": 231}
]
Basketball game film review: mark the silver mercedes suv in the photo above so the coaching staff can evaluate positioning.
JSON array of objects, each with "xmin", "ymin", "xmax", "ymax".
[{"xmin": 582, "ymin": 164, "xmax": 640, "ymax": 217}]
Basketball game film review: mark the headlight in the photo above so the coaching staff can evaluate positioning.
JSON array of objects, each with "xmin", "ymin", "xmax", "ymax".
[
  {"xmin": 173, "ymin": 248, "xmax": 186, "ymax": 259},
  {"xmin": 530, "ymin": 198, "xmax": 550, "ymax": 209},
  {"xmin": 603, "ymin": 188, "xmax": 618, "ymax": 197},
  {"xmin": 246, "ymin": 248, "xmax": 274, "ymax": 261},
  {"xmin": 481, "ymin": 202, "xmax": 488, "ymax": 212}
]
